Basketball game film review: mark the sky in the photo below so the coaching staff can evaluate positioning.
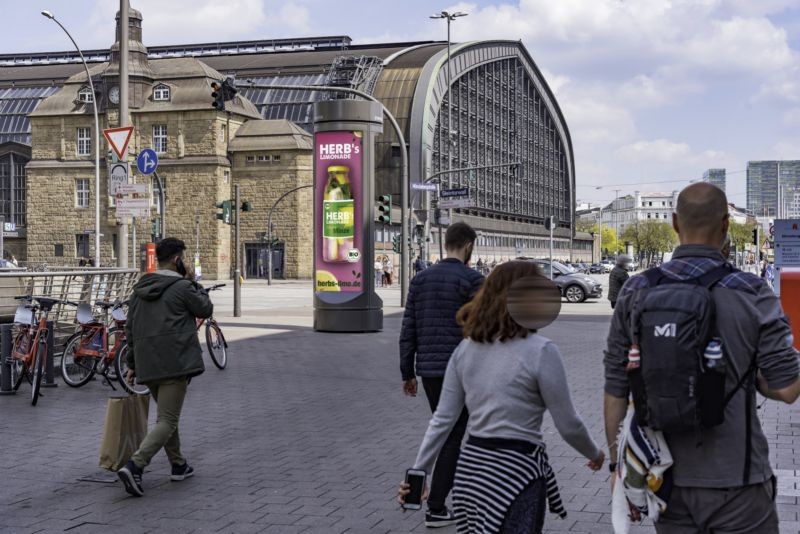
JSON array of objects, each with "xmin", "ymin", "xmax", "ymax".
[{"xmin": 2, "ymin": 0, "xmax": 799, "ymax": 206}]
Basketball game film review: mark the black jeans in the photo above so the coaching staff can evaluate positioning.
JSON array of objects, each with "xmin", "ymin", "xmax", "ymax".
[{"xmin": 422, "ymin": 376, "xmax": 469, "ymax": 513}]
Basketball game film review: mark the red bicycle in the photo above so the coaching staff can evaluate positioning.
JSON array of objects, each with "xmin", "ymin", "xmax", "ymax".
[
  {"xmin": 60, "ymin": 299, "xmax": 147, "ymax": 395},
  {"xmin": 10, "ymin": 295, "xmax": 68, "ymax": 406}
]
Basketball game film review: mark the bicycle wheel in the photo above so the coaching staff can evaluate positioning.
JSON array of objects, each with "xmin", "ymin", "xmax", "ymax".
[
  {"xmin": 205, "ymin": 321, "xmax": 227, "ymax": 370},
  {"xmin": 114, "ymin": 343, "xmax": 149, "ymax": 395},
  {"xmin": 60, "ymin": 332, "xmax": 97, "ymax": 387},
  {"xmin": 30, "ymin": 335, "xmax": 45, "ymax": 406},
  {"xmin": 10, "ymin": 357, "xmax": 25, "ymax": 391},
  {"xmin": 105, "ymin": 328, "xmax": 123, "ymax": 381}
]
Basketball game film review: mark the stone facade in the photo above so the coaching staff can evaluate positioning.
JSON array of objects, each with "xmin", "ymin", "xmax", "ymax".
[{"xmin": 231, "ymin": 150, "xmax": 313, "ymax": 279}]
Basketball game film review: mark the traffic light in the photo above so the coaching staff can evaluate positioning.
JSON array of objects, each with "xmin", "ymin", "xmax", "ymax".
[
  {"xmin": 378, "ymin": 194, "xmax": 392, "ymax": 224},
  {"xmin": 392, "ymin": 234, "xmax": 401, "ymax": 254},
  {"xmin": 221, "ymin": 77, "xmax": 238, "ymax": 101},
  {"xmin": 211, "ymin": 81, "xmax": 225, "ymax": 110},
  {"xmin": 215, "ymin": 200, "xmax": 232, "ymax": 224},
  {"xmin": 241, "ymin": 201, "xmax": 253, "ymax": 212},
  {"xmin": 151, "ymin": 217, "xmax": 161, "ymax": 239},
  {"xmin": 752, "ymin": 227, "xmax": 759, "ymax": 246},
  {"xmin": 544, "ymin": 216, "xmax": 556, "ymax": 231}
]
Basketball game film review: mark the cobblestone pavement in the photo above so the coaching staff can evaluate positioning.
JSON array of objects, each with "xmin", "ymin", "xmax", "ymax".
[{"xmin": 0, "ymin": 292, "xmax": 797, "ymax": 533}]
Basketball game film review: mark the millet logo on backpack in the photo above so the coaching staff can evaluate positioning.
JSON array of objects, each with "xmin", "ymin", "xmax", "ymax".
[{"xmin": 654, "ymin": 323, "xmax": 677, "ymax": 337}]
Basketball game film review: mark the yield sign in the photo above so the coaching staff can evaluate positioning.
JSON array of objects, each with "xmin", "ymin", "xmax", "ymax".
[{"xmin": 103, "ymin": 126, "xmax": 134, "ymax": 160}]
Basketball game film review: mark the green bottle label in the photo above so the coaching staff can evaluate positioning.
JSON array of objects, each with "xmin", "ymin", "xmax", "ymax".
[{"xmin": 323, "ymin": 200, "xmax": 354, "ymax": 238}]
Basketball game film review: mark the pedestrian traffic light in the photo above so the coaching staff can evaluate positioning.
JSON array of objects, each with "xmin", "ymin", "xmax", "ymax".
[
  {"xmin": 752, "ymin": 227, "xmax": 759, "ymax": 246},
  {"xmin": 211, "ymin": 81, "xmax": 225, "ymax": 110},
  {"xmin": 544, "ymin": 216, "xmax": 556, "ymax": 231},
  {"xmin": 221, "ymin": 76, "xmax": 238, "ymax": 102},
  {"xmin": 377, "ymin": 194, "xmax": 392, "ymax": 224},
  {"xmin": 215, "ymin": 200, "xmax": 232, "ymax": 224},
  {"xmin": 392, "ymin": 234, "xmax": 401, "ymax": 253}
]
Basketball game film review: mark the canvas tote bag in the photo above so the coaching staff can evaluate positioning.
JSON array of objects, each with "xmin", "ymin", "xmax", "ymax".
[{"xmin": 99, "ymin": 394, "xmax": 150, "ymax": 471}]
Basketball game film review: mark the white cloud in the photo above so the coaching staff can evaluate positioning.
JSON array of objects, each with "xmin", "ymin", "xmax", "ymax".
[{"xmin": 617, "ymin": 139, "xmax": 692, "ymax": 163}]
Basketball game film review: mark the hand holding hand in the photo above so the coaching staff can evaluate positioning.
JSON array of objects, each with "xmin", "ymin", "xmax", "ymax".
[
  {"xmin": 403, "ymin": 378, "xmax": 418, "ymax": 397},
  {"xmin": 587, "ymin": 449, "xmax": 605, "ymax": 471}
]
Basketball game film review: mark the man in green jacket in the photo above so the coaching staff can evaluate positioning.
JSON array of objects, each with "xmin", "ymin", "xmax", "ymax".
[{"xmin": 117, "ymin": 237, "xmax": 213, "ymax": 497}]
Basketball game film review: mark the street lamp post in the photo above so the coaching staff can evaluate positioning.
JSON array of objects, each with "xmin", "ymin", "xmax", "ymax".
[
  {"xmin": 430, "ymin": 10, "xmax": 468, "ymax": 256},
  {"xmin": 42, "ymin": 10, "xmax": 101, "ymax": 267}
]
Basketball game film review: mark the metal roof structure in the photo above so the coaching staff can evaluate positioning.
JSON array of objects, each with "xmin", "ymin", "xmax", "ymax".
[{"xmin": 0, "ymin": 31, "xmax": 575, "ymax": 234}]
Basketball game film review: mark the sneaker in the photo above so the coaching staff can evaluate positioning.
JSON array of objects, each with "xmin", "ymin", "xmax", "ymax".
[
  {"xmin": 117, "ymin": 460, "xmax": 144, "ymax": 497},
  {"xmin": 425, "ymin": 507, "xmax": 457, "ymax": 528},
  {"xmin": 170, "ymin": 462, "xmax": 194, "ymax": 481}
]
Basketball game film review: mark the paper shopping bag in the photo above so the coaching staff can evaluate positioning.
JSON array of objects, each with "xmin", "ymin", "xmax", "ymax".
[{"xmin": 98, "ymin": 394, "xmax": 150, "ymax": 471}]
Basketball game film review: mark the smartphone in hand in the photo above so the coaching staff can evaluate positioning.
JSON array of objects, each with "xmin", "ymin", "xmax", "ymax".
[{"xmin": 402, "ymin": 469, "xmax": 426, "ymax": 510}]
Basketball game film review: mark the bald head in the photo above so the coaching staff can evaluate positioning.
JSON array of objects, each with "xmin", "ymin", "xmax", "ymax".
[{"xmin": 674, "ymin": 183, "xmax": 729, "ymax": 247}]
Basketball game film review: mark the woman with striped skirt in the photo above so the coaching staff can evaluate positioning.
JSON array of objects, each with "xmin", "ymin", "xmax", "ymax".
[{"xmin": 399, "ymin": 261, "xmax": 606, "ymax": 533}]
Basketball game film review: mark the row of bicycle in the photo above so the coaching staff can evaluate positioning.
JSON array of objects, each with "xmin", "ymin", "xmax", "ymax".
[{"xmin": 6, "ymin": 284, "xmax": 228, "ymax": 406}]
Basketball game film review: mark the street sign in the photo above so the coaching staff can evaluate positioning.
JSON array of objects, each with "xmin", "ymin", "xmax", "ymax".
[
  {"xmin": 438, "ymin": 187, "xmax": 472, "ymax": 209},
  {"xmin": 137, "ymin": 148, "xmax": 158, "ymax": 175},
  {"xmin": 115, "ymin": 183, "xmax": 150, "ymax": 219},
  {"xmin": 438, "ymin": 197, "xmax": 473, "ymax": 209},
  {"xmin": 103, "ymin": 126, "xmax": 134, "ymax": 160},
  {"xmin": 440, "ymin": 187, "xmax": 469, "ymax": 198},
  {"xmin": 108, "ymin": 162, "xmax": 129, "ymax": 196},
  {"xmin": 769, "ymin": 224, "xmax": 775, "ymax": 237},
  {"xmin": 412, "ymin": 183, "xmax": 438, "ymax": 192},
  {"xmin": 3, "ymin": 222, "xmax": 15, "ymax": 233}
]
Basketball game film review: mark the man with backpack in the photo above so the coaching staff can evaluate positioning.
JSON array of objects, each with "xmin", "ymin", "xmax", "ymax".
[{"xmin": 603, "ymin": 183, "xmax": 799, "ymax": 533}]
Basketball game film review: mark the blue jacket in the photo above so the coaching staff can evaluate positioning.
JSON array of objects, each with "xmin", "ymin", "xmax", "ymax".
[{"xmin": 400, "ymin": 258, "xmax": 484, "ymax": 380}]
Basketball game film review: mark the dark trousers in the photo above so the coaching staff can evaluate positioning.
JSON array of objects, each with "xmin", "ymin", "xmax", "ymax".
[
  {"xmin": 500, "ymin": 477, "xmax": 547, "ymax": 534},
  {"xmin": 422, "ymin": 376, "xmax": 469, "ymax": 512}
]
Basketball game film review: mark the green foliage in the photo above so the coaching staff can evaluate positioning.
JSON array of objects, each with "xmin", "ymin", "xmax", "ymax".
[
  {"xmin": 728, "ymin": 220, "xmax": 758, "ymax": 251},
  {"xmin": 622, "ymin": 220, "xmax": 678, "ymax": 260},
  {"xmin": 582, "ymin": 223, "xmax": 621, "ymax": 255}
]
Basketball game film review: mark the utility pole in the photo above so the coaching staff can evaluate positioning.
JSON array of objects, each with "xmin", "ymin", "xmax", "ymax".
[
  {"xmin": 233, "ymin": 184, "xmax": 241, "ymax": 318},
  {"xmin": 118, "ymin": 0, "xmax": 130, "ymax": 267}
]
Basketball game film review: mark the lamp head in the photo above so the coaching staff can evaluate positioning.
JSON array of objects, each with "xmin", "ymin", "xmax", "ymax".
[{"xmin": 41, "ymin": 10, "xmax": 55, "ymax": 19}]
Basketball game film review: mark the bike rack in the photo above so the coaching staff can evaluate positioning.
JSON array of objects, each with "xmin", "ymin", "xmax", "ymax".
[{"xmin": 0, "ymin": 324, "xmax": 14, "ymax": 395}]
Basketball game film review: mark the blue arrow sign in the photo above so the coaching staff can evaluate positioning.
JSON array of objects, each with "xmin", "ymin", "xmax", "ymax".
[{"xmin": 136, "ymin": 148, "xmax": 158, "ymax": 175}]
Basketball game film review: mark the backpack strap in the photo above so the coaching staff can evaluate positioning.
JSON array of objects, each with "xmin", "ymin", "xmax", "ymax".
[
  {"xmin": 722, "ymin": 355, "xmax": 758, "ymax": 485},
  {"xmin": 694, "ymin": 263, "xmax": 735, "ymax": 289}
]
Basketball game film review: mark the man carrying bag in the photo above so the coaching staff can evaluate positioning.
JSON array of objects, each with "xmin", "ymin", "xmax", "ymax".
[{"xmin": 117, "ymin": 237, "xmax": 213, "ymax": 497}]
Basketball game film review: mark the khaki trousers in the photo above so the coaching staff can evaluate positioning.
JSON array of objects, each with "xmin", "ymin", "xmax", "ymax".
[{"xmin": 131, "ymin": 378, "xmax": 187, "ymax": 469}]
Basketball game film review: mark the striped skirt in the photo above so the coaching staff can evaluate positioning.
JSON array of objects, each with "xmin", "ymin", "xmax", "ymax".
[{"xmin": 452, "ymin": 437, "xmax": 566, "ymax": 534}]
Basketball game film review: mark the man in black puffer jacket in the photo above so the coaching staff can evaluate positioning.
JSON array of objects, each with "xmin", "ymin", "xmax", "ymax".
[{"xmin": 400, "ymin": 222, "xmax": 483, "ymax": 527}]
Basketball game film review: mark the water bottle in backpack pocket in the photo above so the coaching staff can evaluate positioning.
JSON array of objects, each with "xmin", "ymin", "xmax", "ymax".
[{"xmin": 699, "ymin": 339, "xmax": 726, "ymax": 427}]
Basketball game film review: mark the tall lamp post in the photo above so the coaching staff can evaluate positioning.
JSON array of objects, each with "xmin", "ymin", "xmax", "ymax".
[
  {"xmin": 42, "ymin": 10, "xmax": 101, "ymax": 267},
  {"xmin": 431, "ymin": 10, "xmax": 467, "ymax": 250}
]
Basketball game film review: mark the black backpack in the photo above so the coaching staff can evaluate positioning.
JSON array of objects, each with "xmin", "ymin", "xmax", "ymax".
[{"xmin": 628, "ymin": 264, "xmax": 755, "ymax": 433}]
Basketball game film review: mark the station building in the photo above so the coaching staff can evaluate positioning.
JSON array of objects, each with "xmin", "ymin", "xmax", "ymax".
[{"xmin": 0, "ymin": 7, "xmax": 591, "ymax": 278}]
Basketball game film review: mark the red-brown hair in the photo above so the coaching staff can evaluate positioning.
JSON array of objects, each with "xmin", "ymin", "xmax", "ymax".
[{"xmin": 457, "ymin": 261, "xmax": 544, "ymax": 343}]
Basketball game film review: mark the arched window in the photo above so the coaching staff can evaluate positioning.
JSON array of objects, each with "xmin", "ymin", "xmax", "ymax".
[
  {"xmin": 153, "ymin": 84, "xmax": 171, "ymax": 101},
  {"xmin": 78, "ymin": 86, "xmax": 94, "ymax": 103}
]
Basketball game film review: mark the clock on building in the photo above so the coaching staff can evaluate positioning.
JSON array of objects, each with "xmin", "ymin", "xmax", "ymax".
[{"xmin": 108, "ymin": 86, "xmax": 120, "ymax": 105}]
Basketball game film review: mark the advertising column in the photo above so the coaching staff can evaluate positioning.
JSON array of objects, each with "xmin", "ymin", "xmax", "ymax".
[{"xmin": 313, "ymin": 100, "xmax": 383, "ymax": 332}]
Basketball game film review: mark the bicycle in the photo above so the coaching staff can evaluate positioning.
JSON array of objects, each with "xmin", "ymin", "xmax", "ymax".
[
  {"xmin": 196, "ymin": 284, "xmax": 227, "ymax": 369},
  {"xmin": 60, "ymin": 299, "xmax": 148, "ymax": 395},
  {"xmin": 10, "ymin": 295, "xmax": 67, "ymax": 406}
]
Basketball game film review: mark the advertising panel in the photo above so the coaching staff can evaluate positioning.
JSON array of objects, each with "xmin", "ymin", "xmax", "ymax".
[{"xmin": 314, "ymin": 130, "xmax": 364, "ymax": 294}]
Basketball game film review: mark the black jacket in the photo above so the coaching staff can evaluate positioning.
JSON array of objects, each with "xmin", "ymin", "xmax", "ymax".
[
  {"xmin": 399, "ymin": 259, "xmax": 484, "ymax": 380},
  {"xmin": 126, "ymin": 271, "xmax": 214, "ymax": 384},
  {"xmin": 607, "ymin": 265, "xmax": 630, "ymax": 302}
]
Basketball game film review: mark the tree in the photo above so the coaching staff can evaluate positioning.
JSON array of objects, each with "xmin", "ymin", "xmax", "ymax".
[
  {"xmin": 622, "ymin": 220, "xmax": 677, "ymax": 267},
  {"xmin": 729, "ymin": 220, "xmax": 757, "ymax": 253},
  {"xmin": 575, "ymin": 219, "xmax": 596, "ymax": 233}
]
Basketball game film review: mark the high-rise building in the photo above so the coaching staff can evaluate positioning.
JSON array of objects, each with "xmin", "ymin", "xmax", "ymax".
[
  {"xmin": 747, "ymin": 160, "xmax": 800, "ymax": 218},
  {"xmin": 702, "ymin": 168, "xmax": 726, "ymax": 192}
]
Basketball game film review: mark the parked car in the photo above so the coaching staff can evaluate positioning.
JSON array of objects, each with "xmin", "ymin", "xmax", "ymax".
[
  {"xmin": 600, "ymin": 260, "xmax": 614, "ymax": 273},
  {"xmin": 569, "ymin": 262, "xmax": 588, "ymax": 273},
  {"xmin": 518, "ymin": 258, "xmax": 603, "ymax": 303},
  {"xmin": 626, "ymin": 259, "xmax": 639, "ymax": 272},
  {"xmin": 589, "ymin": 263, "xmax": 605, "ymax": 274}
]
